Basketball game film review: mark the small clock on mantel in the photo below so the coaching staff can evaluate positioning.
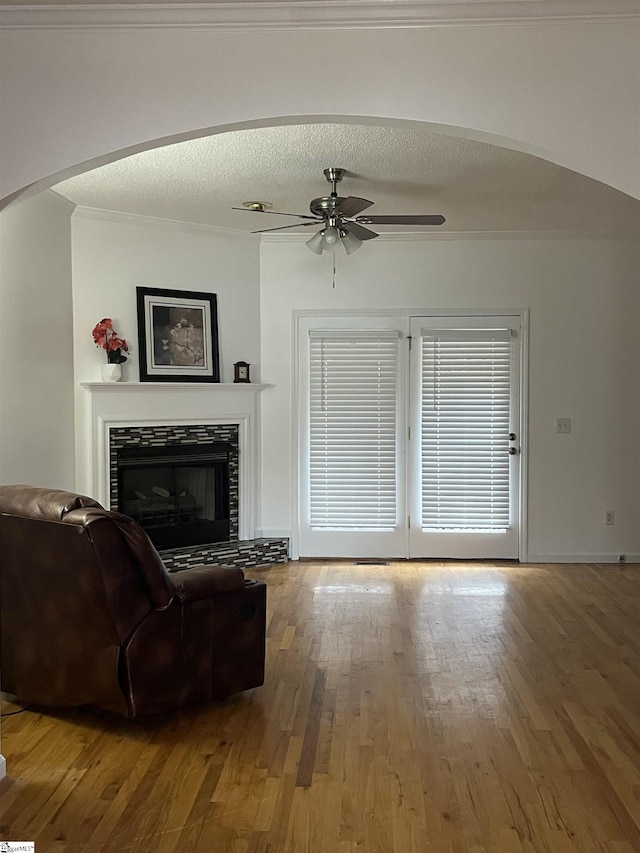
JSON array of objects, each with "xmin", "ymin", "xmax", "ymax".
[{"xmin": 233, "ymin": 361, "xmax": 251, "ymax": 383}]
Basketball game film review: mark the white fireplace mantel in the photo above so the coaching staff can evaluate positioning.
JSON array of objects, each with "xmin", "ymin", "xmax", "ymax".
[
  {"xmin": 76, "ymin": 382, "xmax": 271, "ymax": 540},
  {"xmin": 79, "ymin": 382, "xmax": 271, "ymax": 394}
]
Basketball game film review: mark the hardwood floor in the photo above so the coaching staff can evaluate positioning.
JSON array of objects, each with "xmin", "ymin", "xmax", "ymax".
[{"xmin": 1, "ymin": 560, "xmax": 640, "ymax": 852}]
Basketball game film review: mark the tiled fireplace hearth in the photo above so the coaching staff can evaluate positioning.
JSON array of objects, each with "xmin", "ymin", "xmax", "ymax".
[{"xmin": 77, "ymin": 382, "xmax": 288, "ymax": 570}]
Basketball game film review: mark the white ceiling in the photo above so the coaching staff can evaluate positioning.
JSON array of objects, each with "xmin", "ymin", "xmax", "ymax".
[{"xmin": 52, "ymin": 123, "xmax": 640, "ymax": 237}]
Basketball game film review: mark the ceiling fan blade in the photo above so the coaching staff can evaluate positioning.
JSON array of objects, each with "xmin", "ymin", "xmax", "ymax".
[
  {"xmin": 346, "ymin": 222, "xmax": 379, "ymax": 241},
  {"xmin": 232, "ymin": 207, "xmax": 318, "ymax": 221},
  {"xmin": 251, "ymin": 221, "xmax": 321, "ymax": 234},
  {"xmin": 355, "ymin": 214, "xmax": 446, "ymax": 226},
  {"xmin": 334, "ymin": 196, "xmax": 374, "ymax": 218}
]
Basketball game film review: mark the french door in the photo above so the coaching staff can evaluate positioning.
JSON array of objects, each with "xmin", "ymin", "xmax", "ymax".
[
  {"xmin": 408, "ymin": 316, "xmax": 521, "ymax": 559},
  {"xmin": 298, "ymin": 316, "xmax": 408, "ymax": 558},
  {"xmin": 297, "ymin": 314, "xmax": 523, "ymax": 560}
]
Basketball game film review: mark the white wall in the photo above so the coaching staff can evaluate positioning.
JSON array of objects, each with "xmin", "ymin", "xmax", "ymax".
[
  {"xmin": 71, "ymin": 209, "xmax": 262, "ymax": 498},
  {"xmin": 0, "ymin": 190, "xmax": 76, "ymax": 488},
  {"xmin": 1, "ymin": 20, "xmax": 639, "ymax": 203},
  {"xmin": 259, "ymin": 235, "xmax": 640, "ymax": 561},
  {"xmin": 71, "ymin": 209, "xmax": 261, "ymax": 385}
]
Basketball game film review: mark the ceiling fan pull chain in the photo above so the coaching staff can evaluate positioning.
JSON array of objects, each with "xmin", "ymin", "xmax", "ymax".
[{"xmin": 333, "ymin": 253, "xmax": 336, "ymax": 289}]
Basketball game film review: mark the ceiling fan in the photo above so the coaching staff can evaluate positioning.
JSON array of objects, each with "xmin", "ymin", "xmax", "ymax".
[{"xmin": 233, "ymin": 167, "xmax": 446, "ymax": 255}]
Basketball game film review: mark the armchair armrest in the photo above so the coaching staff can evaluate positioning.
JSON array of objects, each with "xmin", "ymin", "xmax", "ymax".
[{"xmin": 171, "ymin": 565, "xmax": 246, "ymax": 604}]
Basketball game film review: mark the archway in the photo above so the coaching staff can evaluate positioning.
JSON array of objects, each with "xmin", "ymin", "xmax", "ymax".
[{"xmin": 1, "ymin": 114, "xmax": 631, "ymax": 211}]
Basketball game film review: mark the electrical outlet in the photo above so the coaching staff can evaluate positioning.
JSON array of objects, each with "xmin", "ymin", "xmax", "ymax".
[
  {"xmin": 556, "ymin": 418, "xmax": 572, "ymax": 434},
  {"xmin": 605, "ymin": 510, "xmax": 615, "ymax": 526}
]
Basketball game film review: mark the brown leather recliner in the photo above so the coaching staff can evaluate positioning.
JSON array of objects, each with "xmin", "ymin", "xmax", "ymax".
[{"xmin": 0, "ymin": 485, "xmax": 267, "ymax": 717}]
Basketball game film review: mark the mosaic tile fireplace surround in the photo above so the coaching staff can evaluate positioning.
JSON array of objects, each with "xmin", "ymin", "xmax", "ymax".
[{"xmin": 108, "ymin": 422, "xmax": 287, "ymax": 572}]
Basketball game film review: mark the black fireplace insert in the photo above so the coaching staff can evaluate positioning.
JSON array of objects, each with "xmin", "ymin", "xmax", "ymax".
[{"xmin": 117, "ymin": 442, "xmax": 232, "ymax": 550}]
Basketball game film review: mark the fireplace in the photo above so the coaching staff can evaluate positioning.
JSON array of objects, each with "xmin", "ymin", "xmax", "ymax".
[
  {"xmin": 80, "ymin": 385, "xmax": 288, "ymax": 570},
  {"xmin": 109, "ymin": 423, "xmax": 239, "ymax": 551},
  {"xmin": 117, "ymin": 442, "xmax": 232, "ymax": 550}
]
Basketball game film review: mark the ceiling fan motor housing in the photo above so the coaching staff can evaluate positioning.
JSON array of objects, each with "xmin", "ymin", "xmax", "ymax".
[{"xmin": 309, "ymin": 196, "xmax": 347, "ymax": 218}]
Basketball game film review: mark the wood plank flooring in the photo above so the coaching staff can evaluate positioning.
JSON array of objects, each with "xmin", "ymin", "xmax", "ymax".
[{"xmin": 1, "ymin": 560, "xmax": 640, "ymax": 852}]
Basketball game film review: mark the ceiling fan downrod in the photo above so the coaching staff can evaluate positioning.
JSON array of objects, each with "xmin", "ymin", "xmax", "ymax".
[{"xmin": 323, "ymin": 167, "xmax": 345, "ymax": 197}]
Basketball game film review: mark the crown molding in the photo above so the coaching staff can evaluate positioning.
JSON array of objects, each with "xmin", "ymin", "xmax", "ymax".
[
  {"xmin": 1, "ymin": 0, "xmax": 639, "ymax": 30},
  {"xmin": 69, "ymin": 208, "xmax": 638, "ymax": 241},
  {"xmin": 72, "ymin": 204, "xmax": 255, "ymax": 238}
]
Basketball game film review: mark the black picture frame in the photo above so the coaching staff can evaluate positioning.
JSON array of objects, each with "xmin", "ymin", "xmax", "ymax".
[{"xmin": 136, "ymin": 287, "xmax": 220, "ymax": 383}]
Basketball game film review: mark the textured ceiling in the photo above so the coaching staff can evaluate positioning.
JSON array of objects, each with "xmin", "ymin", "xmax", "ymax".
[{"xmin": 52, "ymin": 123, "xmax": 640, "ymax": 236}]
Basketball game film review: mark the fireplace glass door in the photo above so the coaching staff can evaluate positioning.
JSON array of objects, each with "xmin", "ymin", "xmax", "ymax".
[{"xmin": 117, "ymin": 443, "xmax": 231, "ymax": 550}]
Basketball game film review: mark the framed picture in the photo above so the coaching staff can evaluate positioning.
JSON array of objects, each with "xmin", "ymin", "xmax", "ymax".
[{"xmin": 136, "ymin": 287, "xmax": 220, "ymax": 382}]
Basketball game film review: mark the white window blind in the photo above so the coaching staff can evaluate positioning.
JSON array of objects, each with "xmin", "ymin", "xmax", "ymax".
[
  {"xmin": 309, "ymin": 330, "xmax": 399, "ymax": 530},
  {"xmin": 420, "ymin": 329, "xmax": 511, "ymax": 531}
]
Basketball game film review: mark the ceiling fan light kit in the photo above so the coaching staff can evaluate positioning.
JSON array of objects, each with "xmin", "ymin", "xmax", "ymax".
[
  {"xmin": 235, "ymin": 167, "xmax": 445, "ymax": 256},
  {"xmin": 305, "ymin": 230, "xmax": 325, "ymax": 255},
  {"xmin": 304, "ymin": 225, "xmax": 364, "ymax": 255},
  {"xmin": 322, "ymin": 224, "xmax": 339, "ymax": 247},
  {"xmin": 340, "ymin": 229, "xmax": 364, "ymax": 255}
]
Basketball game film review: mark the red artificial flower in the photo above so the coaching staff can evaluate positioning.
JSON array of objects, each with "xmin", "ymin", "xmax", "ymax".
[
  {"xmin": 92, "ymin": 318, "xmax": 129, "ymax": 362},
  {"xmin": 107, "ymin": 335, "xmax": 129, "ymax": 353}
]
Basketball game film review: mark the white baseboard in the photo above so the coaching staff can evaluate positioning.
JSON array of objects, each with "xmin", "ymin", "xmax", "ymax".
[
  {"xmin": 0, "ymin": 754, "xmax": 6, "ymax": 780},
  {"xmin": 250, "ymin": 543, "xmax": 639, "ymax": 565},
  {"xmin": 526, "ymin": 553, "xmax": 640, "ymax": 564}
]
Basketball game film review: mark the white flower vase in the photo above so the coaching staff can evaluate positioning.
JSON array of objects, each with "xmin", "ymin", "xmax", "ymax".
[{"xmin": 101, "ymin": 362, "xmax": 122, "ymax": 383}]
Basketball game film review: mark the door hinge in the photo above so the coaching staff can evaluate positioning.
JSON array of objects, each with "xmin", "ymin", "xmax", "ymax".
[
  {"xmin": 408, "ymin": 426, "xmax": 411, "ymax": 441},
  {"xmin": 408, "ymin": 335, "xmax": 412, "ymax": 350},
  {"xmin": 408, "ymin": 516, "xmax": 411, "ymax": 529}
]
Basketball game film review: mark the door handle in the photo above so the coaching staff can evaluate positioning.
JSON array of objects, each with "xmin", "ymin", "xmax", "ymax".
[
  {"xmin": 509, "ymin": 446, "xmax": 518, "ymax": 455},
  {"xmin": 509, "ymin": 433, "xmax": 517, "ymax": 441}
]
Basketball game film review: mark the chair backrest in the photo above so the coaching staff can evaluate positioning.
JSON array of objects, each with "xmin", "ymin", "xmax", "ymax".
[
  {"xmin": 0, "ymin": 484, "xmax": 103, "ymax": 519},
  {"xmin": 0, "ymin": 485, "xmax": 175, "ymax": 713}
]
